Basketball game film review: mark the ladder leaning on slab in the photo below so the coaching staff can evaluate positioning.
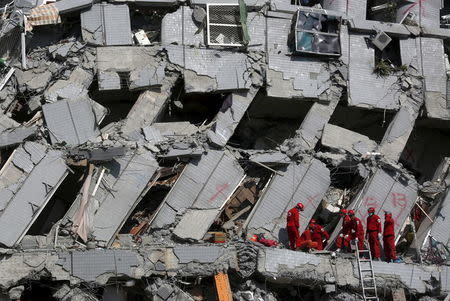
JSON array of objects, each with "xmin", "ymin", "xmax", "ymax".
[{"xmin": 356, "ymin": 245, "xmax": 379, "ymax": 301}]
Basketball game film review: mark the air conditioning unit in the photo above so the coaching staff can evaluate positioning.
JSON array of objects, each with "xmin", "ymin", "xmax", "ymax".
[
  {"xmin": 206, "ymin": 4, "xmax": 244, "ymax": 47},
  {"xmin": 371, "ymin": 31, "xmax": 392, "ymax": 51}
]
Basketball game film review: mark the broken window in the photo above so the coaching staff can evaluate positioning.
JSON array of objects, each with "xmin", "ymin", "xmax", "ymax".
[
  {"xmin": 206, "ymin": 3, "xmax": 249, "ymax": 47},
  {"xmin": 441, "ymin": 5, "xmax": 450, "ymax": 29},
  {"xmin": 162, "ymin": 83, "xmax": 228, "ymax": 125},
  {"xmin": 230, "ymin": 91, "xmax": 312, "ymax": 149},
  {"xmin": 366, "ymin": 0, "xmax": 397, "ymax": 23},
  {"xmin": 27, "ymin": 166, "xmax": 85, "ymax": 235},
  {"xmin": 88, "ymin": 77, "xmax": 141, "ymax": 124},
  {"xmin": 327, "ymin": 104, "xmax": 395, "ymax": 143},
  {"xmin": 373, "ymin": 37, "xmax": 405, "ymax": 76},
  {"xmin": 291, "ymin": 9, "xmax": 341, "ymax": 57},
  {"xmin": 118, "ymin": 164, "xmax": 185, "ymax": 240},
  {"xmin": 207, "ymin": 167, "xmax": 272, "ymax": 239}
]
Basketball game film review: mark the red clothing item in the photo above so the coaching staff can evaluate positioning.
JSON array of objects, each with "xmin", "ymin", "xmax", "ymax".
[
  {"xmin": 368, "ymin": 231, "xmax": 381, "ymax": 258},
  {"xmin": 336, "ymin": 215, "xmax": 352, "ymax": 250},
  {"xmin": 298, "ymin": 229, "xmax": 317, "ymax": 250},
  {"xmin": 311, "ymin": 224, "xmax": 329, "ymax": 251},
  {"xmin": 287, "ymin": 226, "xmax": 300, "ymax": 250},
  {"xmin": 350, "ymin": 217, "xmax": 365, "ymax": 250},
  {"xmin": 342, "ymin": 215, "xmax": 352, "ymax": 234},
  {"xmin": 366, "ymin": 214, "xmax": 382, "ymax": 234},
  {"xmin": 287, "ymin": 207, "xmax": 300, "ymax": 228},
  {"xmin": 367, "ymin": 214, "xmax": 382, "ymax": 259},
  {"xmin": 383, "ymin": 215, "xmax": 395, "ymax": 237},
  {"xmin": 383, "ymin": 235, "xmax": 397, "ymax": 261},
  {"xmin": 258, "ymin": 238, "xmax": 278, "ymax": 247}
]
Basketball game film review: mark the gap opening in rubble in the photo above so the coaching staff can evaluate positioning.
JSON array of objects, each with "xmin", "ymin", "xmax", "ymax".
[
  {"xmin": 27, "ymin": 166, "xmax": 85, "ymax": 235},
  {"xmin": 400, "ymin": 125, "xmax": 450, "ymax": 183},
  {"xmin": 206, "ymin": 165, "xmax": 272, "ymax": 240},
  {"xmin": 374, "ymin": 37, "xmax": 402, "ymax": 68},
  {"xmin": 27, "ymin": 24, "xmax": 81, "ymax": 52},
  {"xmin": 161, "ymin": 83, "xmax": 228, "ymax": 125},
  {"xmin": 229, "ymin": 91, "xmax": 313, "ymax": 149},
  {"xmin": 130, "ymin": 8, "xmax": 176, "ymax": 43},
  {"xmin": 118, "ymin": 164, "xmax": 186, "ymax": 237},
  {"xmin": 441, "ymin": 4, "xmax": 450, "ymax": 29},
  {"xmin": 9, "ymin": 92, "xmax": 39, "ymax": 123},
  {"xmin": 327, "ymin": 104, "xmax": 395, "ymax": 143},
  {"xmin": 102, "ymin": 279, "xmax": 148, "ymax": 300},
  {"xmin": 20, "ymin": 280, "xmax": 60, "ymax": 301},
  {"xmin": 88, "ymin": 77, "xmax": 141, "ymax": 125},
  {"xmin": 366, "ymin": 0, "xmax": 397, "ymax": 23}
]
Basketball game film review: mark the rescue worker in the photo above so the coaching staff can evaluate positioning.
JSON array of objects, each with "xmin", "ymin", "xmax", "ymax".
[
  {"xmin": 366, "ymin": 207, "xmax": 382, "ymax": 260},
  {"xmin": 309, "ymin": 219, "xmax": 329, "ymax": 251},
  {"xmin": 286, "ymin": 202, "xmax": 304, "ymax": 250},
  {"xmin": 336, "ymin": 209, "xmax": 352, "ymax": 252},
  {"xmin": 349, "ymin": 210, "xmax": 365, "ymax": 250},
  {"xmin": 250, "ymin": 234, "xmax": 278, "ymax": 247},
  {"xmin": 383, "ymin": 211, "xmax": 398, "ymax": 262},
  {"xmin": 298, "ymin": 226, "xmax": 318, "ymax": 251}
]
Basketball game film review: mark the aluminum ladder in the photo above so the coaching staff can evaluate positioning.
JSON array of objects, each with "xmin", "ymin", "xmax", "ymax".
[{"xmin": 356, "ymin": 245, "xmax": 379, "ymax": 301}]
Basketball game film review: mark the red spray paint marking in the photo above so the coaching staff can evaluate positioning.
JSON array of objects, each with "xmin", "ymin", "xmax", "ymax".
[
  {"xmin": 404, "ymin": 0, "xmax": 427, "ymax": 18},
  {"xmin": 208, "ymin": 183, "xmax": 230, "ymax": 203},
  {"xmin": 391, "ymin": 192, "xmax": 408, "ymax": 227},
  {"xmin": 403, "ymin": 146, "xmax": 414, "ymax": 162},
  {"xmin": 304, "ymin": 194, "xmax": 320, "ymax": 209}
]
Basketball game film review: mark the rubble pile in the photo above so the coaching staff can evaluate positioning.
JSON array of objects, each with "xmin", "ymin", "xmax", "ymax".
[{"xmin": 0, "ymin": 0, "xmax": 449, "ymax": 300}]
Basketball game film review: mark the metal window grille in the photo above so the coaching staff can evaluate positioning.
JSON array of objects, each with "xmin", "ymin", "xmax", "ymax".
[
  {"xmin": 206, "ymin": 4, "xmax": 244, "ymax": 47},
  {"xmin": 294, "ymin": 8, "xmax": 341, "ymax": 57}
]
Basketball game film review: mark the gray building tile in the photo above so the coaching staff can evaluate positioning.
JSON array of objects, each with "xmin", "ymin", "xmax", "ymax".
[
  {"xmin": 245, "ymin": 158, "xmax": 330, "ymax": 243},
  {"xmin": 43, "ymin": 99, "xmax": 100, "ymax": 146},
  {"xmin": 173, "ymin": 246, "xmax": 223, "ymax": 263},
  {"xmin": 81, "ymin": 3, "xmax": 132, "ymax": 46},
  {"xmin": 0, "ymin": 146, "xmax": 67, "ymax": 247},
  {"xmin": 57, "ymin": 249, "xmax": 139, "ymax": 282}
]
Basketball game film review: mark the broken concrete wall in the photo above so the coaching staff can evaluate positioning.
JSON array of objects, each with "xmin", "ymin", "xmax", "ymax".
[
  {"xmin": 81, "ymin": 3, "xmax": 132, "ymax": 46},
  {"xmin": 62, "ymin": 148, "xmax": 158, "ymax": 246},
  {"xmin": 245, "ymin": 157, "xmax": 330, "ymax": 244},
  {"xmin": 149, "ymin": 148, "xmax": 245, "ymax": 240},
  {"xmin": 0, "ymin": 142, "xmax": 68, "ymax": 247},
  {"xmin": 329, "ymin": 165, "xmax": 418, "ymax": 243},
  {"xmin": 96, "ymin": 46, "xmax": 166, "ymax": 91},
  {"xmin": 321, "ymin": 123, "xmax": 377, "ymax": 156},
  {"xmin": 266, "ymin": 11, "xmax": 332, "ymax": 100},
  {"xmin": 258, "ymin": 247, "xmax": 442, "ymax": 294},
  {"xmin": 207, "ymin": 87, "xmax": 259, "ymax": 147}
]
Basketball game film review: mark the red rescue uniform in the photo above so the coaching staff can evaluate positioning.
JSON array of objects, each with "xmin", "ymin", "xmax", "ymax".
[
  {"xmin": 298, "ymin": 229, "xmax": 318, "ymax": 250},
  {"xmin": 383, "ymin": 214, "xmax": 397, "ymax": 261},
  {"xmin": 336, "ymin": 215, "xmax": 352, "ymax": 251},
  {"xmin": 311, "ymin": 224, "xmax": 329, "ymax": 251},
  {"xmin": 350, "ymin": 216, "xmax": 365, "ymax": 250},
  {"xmin": 287, "ymin": 207, "xmax": 301, "ymax": 249},
  {"xmin": 366, "ymin": 214, "xmax": 382, "ymax": 259}
]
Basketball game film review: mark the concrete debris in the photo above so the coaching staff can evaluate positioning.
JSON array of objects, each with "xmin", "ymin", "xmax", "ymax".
[
  {"xmin": 321, "ymin": 124, "xmax": 377, "ymax": 156},
  {"xmin": 0, "ymin": 0, "xmax": 449, "ymax": 299},
  {"xmin": 42, "ymin": 99, "xmax": 100, "ymax": 146},
  {"xmin": 81, "ymin": 3, "xmax": 132, "ymax": 46}
]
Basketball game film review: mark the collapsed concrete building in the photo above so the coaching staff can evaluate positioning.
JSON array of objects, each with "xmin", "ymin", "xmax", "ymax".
[{"xmin": 0, "ymin": 0, "xmax": 450, "ymax": 300}]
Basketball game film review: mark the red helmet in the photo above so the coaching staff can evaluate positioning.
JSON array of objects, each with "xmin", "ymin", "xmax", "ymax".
[
  {"xmin": 348, "ymin": 210, "xmax": 355, "ymax": 216},
  {"xmin": 250, "ymin": 235, "xmax": 258, "ymax": 242},
  {"xmin": 297, "ymin": 203, "xmax": 304, "ymax": 210},
  {"xmin": 340, "ymin": 209, "xmax": 347, "ymax": 215},
  {"xmin": 368, "ymin": 207, "xmax": 375, "ymax": 213},
  {"xmin": 310, "ymin": 218, "xmax": 316, "ymax": 224},
  {"xmin": 385, "ymin": 211, "xmax": 392, "ymax": 217}
]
